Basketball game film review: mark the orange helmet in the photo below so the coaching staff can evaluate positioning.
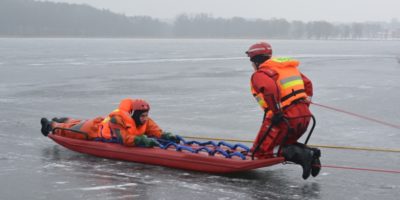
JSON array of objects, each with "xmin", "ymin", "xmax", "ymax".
[
  {"xmin": 246, "ymin": 42, "xmax": 272, "ymax": 59},
  {"xmin": 118, "ymin": 98, "xmax": 150, "ymax": 113},
  {"xmin": 132, "ymin": 99, "xmax": 150, "ymax": 111}
]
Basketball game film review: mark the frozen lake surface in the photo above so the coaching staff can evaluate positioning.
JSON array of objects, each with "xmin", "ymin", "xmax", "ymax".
[{"xmin": 0, "ymin": 38, "xmax": 399, "ymax": 200}]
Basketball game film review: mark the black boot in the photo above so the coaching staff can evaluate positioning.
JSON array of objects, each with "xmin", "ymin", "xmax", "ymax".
[
  {"xmin": 294, "ymin": 143, "xmax": 322, "ymax": 178},
  {"xmin": 51, "ymin": 117, "xmax": 69, "ymax": 123},
  {"xmin": 282, "ymin": 145, "xmax": 313, "ymax": 180},
  {"xmin": 310, "ymin": 148, "xmax": 321, "ymax": 177},
  {"xmin": 40, "ymin": 118, "xmax": 52, "ymax": 137}
]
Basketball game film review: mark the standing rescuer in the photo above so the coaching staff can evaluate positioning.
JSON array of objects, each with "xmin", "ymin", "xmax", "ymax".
[{"xmin": 246, "ymin": 42, "xmax": 321, "ymax": 179}]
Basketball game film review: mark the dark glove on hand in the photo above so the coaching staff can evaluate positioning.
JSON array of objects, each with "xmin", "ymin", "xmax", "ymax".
[
  {"xmin": 134, "ymin": 135, "xmax": 159, "ymax": 147},
  {"xmin": 271, "ymin": 111, "xmax": 284, "ymax": 125},
  {"xmin": 161, "ymin": 132, "xmax": 180, "ymax": 143}
]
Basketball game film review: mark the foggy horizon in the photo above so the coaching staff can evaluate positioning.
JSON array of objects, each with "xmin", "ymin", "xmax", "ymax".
[
  {"xmin": 2, "ymin": 0, "xmax": 400, "ymax": 39},
  {"xmin": 41, "ymin": 0, "xmax": 400, "ymax": 23}
]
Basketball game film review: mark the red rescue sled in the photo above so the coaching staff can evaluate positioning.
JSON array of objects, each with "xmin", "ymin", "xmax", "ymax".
[{"xmin": 48, "ymin": 134, "xmax": 284, "ymax": 173}]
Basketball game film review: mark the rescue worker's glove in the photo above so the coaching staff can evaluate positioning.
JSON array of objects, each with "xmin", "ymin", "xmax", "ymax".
[
  {"xmin": 134, "ymin": 135, "xmax": 159, "ymax": 147},
  {"xmin": 271, "ymin": 111, "xmax": 284, "ymax": 125},
  {"xmin": 161, "ymin": 132, "xmax": 180, "ymax": 144}
]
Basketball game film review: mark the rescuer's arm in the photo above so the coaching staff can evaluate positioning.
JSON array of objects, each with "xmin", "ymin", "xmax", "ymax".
[
  {"xmin": 301, "ymin": 73, "xmax": 313, "ymax": 100},
  {"xmin": 251, "ymin": 71, "xmax": 281, "ymax": 114}
]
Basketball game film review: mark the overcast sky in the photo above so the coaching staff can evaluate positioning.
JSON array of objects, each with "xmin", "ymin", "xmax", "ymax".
[{"xmin": 44, "ymin": 0, "xmax": 399, "ymax": 23}]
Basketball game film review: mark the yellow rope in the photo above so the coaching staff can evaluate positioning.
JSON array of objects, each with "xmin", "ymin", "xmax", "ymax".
[
  {"xmin": 180, "ymin": 135, "xmax": 400, "ymax": 153},
  {"xmin": 306, "ymin": 144, "xmax": 400, "ymax": 153}
]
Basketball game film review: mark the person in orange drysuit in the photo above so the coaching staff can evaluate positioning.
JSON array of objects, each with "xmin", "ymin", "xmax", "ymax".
[
  {"xmin": 40, "ymin": 98, "xmax": 178, "ymax": 147},
  {"xmin": 246, "ymin": 42, "xmax": 321, "ymax": 179}
]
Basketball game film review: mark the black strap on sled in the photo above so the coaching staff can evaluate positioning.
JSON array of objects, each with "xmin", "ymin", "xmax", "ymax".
[
  {"xmin": 280, "ymin": 114, "xmax": 316, "ymax": 148},
  {"xmin": 304, "ymin": 115, "xmax": 316, "ymax": 145}
]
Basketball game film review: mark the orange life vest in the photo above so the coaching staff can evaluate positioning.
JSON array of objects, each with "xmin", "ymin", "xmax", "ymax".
[
  {"xmin": 98, "ymin": 109, "xmax": 147, "ymax": 141},
  {"xmin": 251, "ymin": 57, "xmax": 307, "ymax": 112}
]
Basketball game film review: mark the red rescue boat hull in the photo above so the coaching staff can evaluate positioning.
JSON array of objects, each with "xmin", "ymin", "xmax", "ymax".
[{"xmin": 48, "ymin": 134, "xmax": 284, "ymax": 173}]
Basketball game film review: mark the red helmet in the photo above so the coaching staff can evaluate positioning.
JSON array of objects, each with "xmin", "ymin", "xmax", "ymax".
[
  {"xmin": 132, "ymin": 99, "xmax": 150, "ymax": 111},
  {"xmin": 245, "ymin": 42, "xmax": 272, "ymax": 58}
]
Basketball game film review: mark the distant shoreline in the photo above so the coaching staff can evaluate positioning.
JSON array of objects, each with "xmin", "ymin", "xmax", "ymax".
[{"xmin": 2, "ymin": 0, "xmax": 399, "ymax": 41}]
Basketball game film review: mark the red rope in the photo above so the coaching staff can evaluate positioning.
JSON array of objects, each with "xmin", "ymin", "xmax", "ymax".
[
  {"xmin": 320, "ymin": 164, "xmax": 400, "ymax": 174},
  {"xmin": 311, "ymin": 102, "xmax": 400, "ymax": 129}
]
